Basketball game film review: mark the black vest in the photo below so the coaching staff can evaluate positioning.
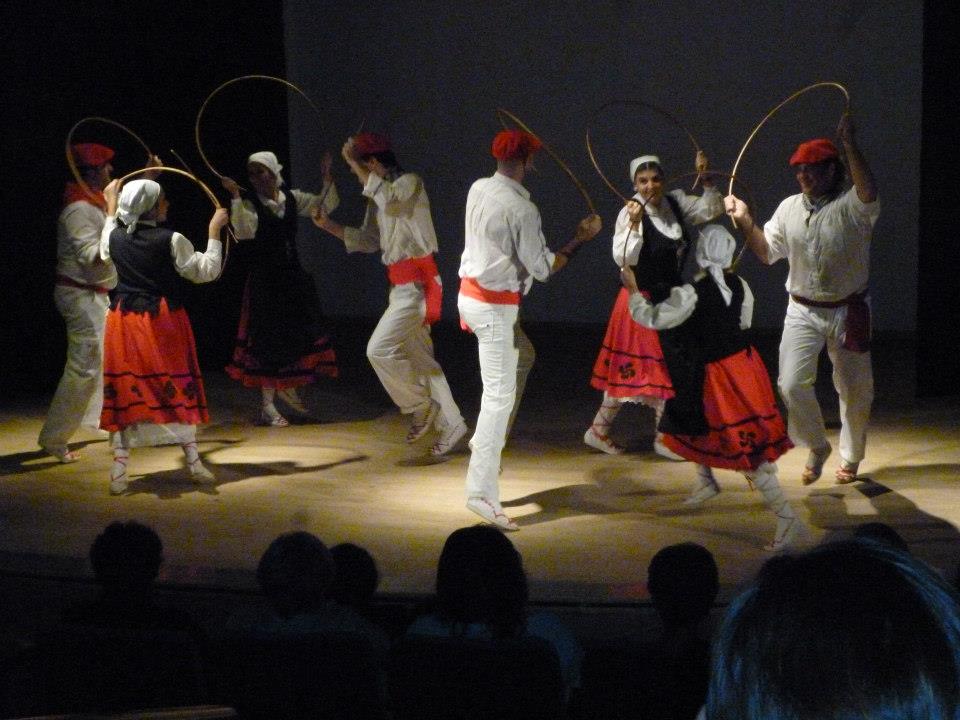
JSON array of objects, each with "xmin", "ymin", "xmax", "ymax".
[
  {"xmin": 658, "ymin": 274, "xmax": 751, "ymax": 437},
  {"xmin": 110, "ymin": 224, "xmax": 185, "ymax": 314},
  {"xmin": 689, "ymin": 273, "xmax": 749, "ymax": 363},
  {"xmin": 631, "ymin": 195, "xmax": 691, "ymax": 304},
  {"xmin": 246, "ymin": 191, "xmax": 300, "ymax": 269}
]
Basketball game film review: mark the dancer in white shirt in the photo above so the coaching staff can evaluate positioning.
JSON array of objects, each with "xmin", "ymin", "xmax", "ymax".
[
  {"xmin": 725, "ymin": 114, "xmax": 879, "ymax": 485},
  {"xmin": 458, "ymin": 129, "xmax": 602, "ymax": 529},
  {"xmin": 39, "ymin": 143, "xmax": 118, "ymax": 463},
  {"xmin": 313, "ymin": 133, "xmax": 468, "ymax": 456}
]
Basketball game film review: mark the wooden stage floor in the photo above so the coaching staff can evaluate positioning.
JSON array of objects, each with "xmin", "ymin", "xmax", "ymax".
[{"xmin": 1, "ymin": 324, "xmax": 958, "ymax": 605}]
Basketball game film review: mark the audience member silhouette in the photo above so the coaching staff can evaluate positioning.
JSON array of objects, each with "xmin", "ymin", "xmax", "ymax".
[
  {"xmin": 330, "ymin": 542, "xmax": 380, "ymax": 612},
  {"xmin": 225, "ymin": 531, "xmax": 388, "ymax": 655},
  {"xmin": 63, "ymin": 520, "xmax": 199, "ymax": 634},
  {"xmin": 406, "ymin": 524, "xmax": 582, "ymax": 691},
  {"xmin": 705, "ymin": 539, "xmax": 960, "ymax": 719},
  {"xmin": 219, "ymin": 531, "xmax": 390, "ymax": 719},
  {"xmin": 580, "ymin": 542, "xmax": 718, "ymax": 720}
]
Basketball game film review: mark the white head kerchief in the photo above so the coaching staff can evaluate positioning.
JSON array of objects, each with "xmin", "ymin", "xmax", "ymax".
[
  {"xmin": 248, "ymin": 151, "xmax": 284, "ymax": 187},
  {"xmin": 117, "ymin": 179, "xmax": 161, "ymax": 234},
  {"xmin": 629, "ymin": 154, "xmax": 661, "ymax": 181},
  {"xmin": 696, "ymin": 224, "xmax": 736, "ymax": 306}
]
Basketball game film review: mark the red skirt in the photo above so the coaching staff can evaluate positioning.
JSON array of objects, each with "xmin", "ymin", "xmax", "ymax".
[
  {"xmin": 590, "ymin": 287, "xmax": 674, "ymax": 400},
  {"xmin": 101, "ymin": 299, "xmax": 208, "ymax": 432},
  {"xmin": 660, "ymin": 347, "xmax": 793, "ymax": 471},
  {"xmin": 225, "ymin": 277, "xmax": 338, "ymax": 390}
]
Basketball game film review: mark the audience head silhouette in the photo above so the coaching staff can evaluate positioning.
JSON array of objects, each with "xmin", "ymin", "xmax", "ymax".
[
  {"xmin": 435, "ymin": 525, "xmax": 528, "ymax": 637},
  {"xmin": 256, "ymin": 531, "xmax": 334, "ymax": 617},
  {"xmin": 331, "ymin": 542, "xmax": 379, "ymax": 609},
  {"xmin": 707, "ymin": 539, "xmax": 960, "ymax": 719},
  {"xmin": 647, "ymin": 542, "xmax": 719, "ymax": 629},
  {"xmin": 90, "ymin": 520, "xmax": 163, "ymax": 590},
  {"xmin": 853, "ymin": 521, "xmax": 910, "ymax": 553}
]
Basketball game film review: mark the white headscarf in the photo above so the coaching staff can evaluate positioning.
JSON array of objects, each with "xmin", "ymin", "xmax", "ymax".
[
  {"xmin": 117, "ymin": 179, "xmax": 161, "ymax": 234},
  {"xmin": 695, "ymin": 224, "xmax": 736, "ymax": 306},
  {"xmin": 629, "ymin": 154, "xmax": 661, "ymax": 181},
  {"xmin": 247, "ymin": 151, "xmax": 284, "ymax": 186}
]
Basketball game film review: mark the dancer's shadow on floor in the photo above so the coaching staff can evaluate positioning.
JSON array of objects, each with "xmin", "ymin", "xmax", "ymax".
[
  {"xmin": 0, "ymin": 439, "xmax": 109, "ymax": 475},
  {"xmin": 501, "ymin": 466, "xmax": 751, "ymax": 528},
  {"xmin": 803, "ymin": 462, "xmax": 960, "ymax": 570},
  {"xmin": 115, "ymin": 442, "xmax": 369, "ymax": 499}
]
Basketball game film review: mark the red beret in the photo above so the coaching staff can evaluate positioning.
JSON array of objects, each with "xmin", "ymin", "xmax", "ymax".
[
  {"xmin": 353, "ymin": 132, "xmax": 391, "ymax": 157},
  {"xmin": 71, "ymin": 143, "xmax": 115, "ymax": 168},
  {"xmin": 491, "ymin": 129, "xmax": 542, "ymax": 161},
  {"xmin": 789, "ymin": 138, "xmax": 839, "ymax": 166}
]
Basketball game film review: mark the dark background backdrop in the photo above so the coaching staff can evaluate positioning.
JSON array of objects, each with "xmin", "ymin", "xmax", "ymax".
[{"xmin": 1, "ymin": 1, "xmax": 956, "ymax": 399}]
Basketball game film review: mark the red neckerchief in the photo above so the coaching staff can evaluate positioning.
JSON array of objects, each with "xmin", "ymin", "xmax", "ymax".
[{"xmin": 62, "ymin": 181, "xmax": 106, "ymax": 211}]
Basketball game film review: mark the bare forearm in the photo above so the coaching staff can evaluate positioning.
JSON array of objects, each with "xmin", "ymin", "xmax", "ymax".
[
  {"xmin": 842, "ymin": 139, "xmax": 877, "ymax": 203},
  {"xmin": 743, "ymin": 222, "xmax": 770, "ymax": 264}
]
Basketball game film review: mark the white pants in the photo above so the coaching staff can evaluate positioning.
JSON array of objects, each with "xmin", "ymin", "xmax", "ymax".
[
  {"xmin": 458, "ymin": 294, "xmax": 536, "ymax": 503},
  {"xmin": 367, "ymin": 282, "xmax": 462, "ymax": 427},
  {"xmin": 38, "ymin": 285, "xmax": 108, "ymax": 451},
  {"xmin": 778, "ymin": 298, "xmax": 873, "ymax": 464}
]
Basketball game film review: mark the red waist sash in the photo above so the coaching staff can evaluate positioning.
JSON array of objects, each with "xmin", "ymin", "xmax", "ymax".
[
  {"xmin": 791, "ymin": 291, "xmax": 870, "ymax": 352},
  {"xmin": 387, "ymin": 254, "xmax": 442, "ymax": 325},
  {"xmin": 56, "ymin": 274, "xmax": 110, "ymax": 294}
]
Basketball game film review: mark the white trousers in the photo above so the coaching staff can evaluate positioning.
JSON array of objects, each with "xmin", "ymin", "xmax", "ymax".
[
  {"xmin": 367, "ymin": 282, "xmax": 462, "ymax": 427},
  {"xmin": 778, "ymin": 298, "xmax": 873, "ymax": 464},
  {"xmin": 38, "ymin": 285, "xmax": 108, "ymax": 451},
  {"xmin": 458, "ymin": 294, "xmax": 536, "ymax": 503}
]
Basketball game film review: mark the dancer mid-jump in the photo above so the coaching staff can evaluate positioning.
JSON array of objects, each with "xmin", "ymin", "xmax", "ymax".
[{"xmin": 313, "ymin": 133, "xmax": 468, "ymax": 456}]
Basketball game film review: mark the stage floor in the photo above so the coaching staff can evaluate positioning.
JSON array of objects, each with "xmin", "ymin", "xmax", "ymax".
[{"xmin": 1, "ymin": 325, "xmax": 958, "ymax": 605}]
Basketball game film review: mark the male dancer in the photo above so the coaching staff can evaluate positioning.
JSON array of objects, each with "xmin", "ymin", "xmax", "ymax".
[
  {"xmin": 39, "ymin": 144, "xmax": 120, "ymax": 462},
  {"xmin": 313, "ymin": 133, "xmax": 468, "ymax": 455},
  {"xmin": 458, "ymin": 129, "xmax": 602, "ymax": 529},
  {"xmin": 725, "ymin": 114, "xmax": 879, "ymax": 484}
]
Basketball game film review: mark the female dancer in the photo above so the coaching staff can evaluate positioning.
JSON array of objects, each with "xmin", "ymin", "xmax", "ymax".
[
  {"xmin": 586, "ymin": 152, "xmax": 722, "ymax": 457},
  {"xmin": 99, "ymin": 179, "xmax": 228, "ymax": 494},
  {"xmin": 621, "ymin": 224, "xmax": 798, "ymax": 550},
  {"xmin": 222, "ymin": 151, "xmax": 339, "ymax": 426}
]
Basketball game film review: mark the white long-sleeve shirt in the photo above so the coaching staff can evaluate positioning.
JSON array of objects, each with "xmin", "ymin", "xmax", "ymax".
[
  {"xmin": 763, "ymin": 185, "xmax": 880, "ymax": 301},
  {"xmin": 342, "ymin": 172, "xmax": 439, "ymax": 265},
  {"xmin": 99, "ymin": 217, "xmax": 223, "ymax": 284},
  {"xmin": 57, "ymin": 200, "xmax": 117, "ymax": 288},
  {"xmin": 458, "ymin": 172, "xmax": 555, "ymax": 295},
  {"xmin": 612, "ymin": 187, "xmax": 723, "ymax": 267},
  {"xmin": 627, "ymin": 275, "xmax": 754, "ymax": 331},
  {"xmin": 230, "ymin": 182, "xmax": 340, "ymax": 240}
]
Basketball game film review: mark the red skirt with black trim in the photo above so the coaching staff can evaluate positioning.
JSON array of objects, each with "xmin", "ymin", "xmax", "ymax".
[
  {"xmin": 590, "ymin": 287, "xmax": 674, "ymax": 401},
  {"xmin": 225, "ymin": 276, "xmax": 338, "ymax": 390},
  {"xmin": 660, "ymin": 347, "xmax": 793, "ymax": 471},
  {"xmin": 101, "ymin": 299, "xmax": 208, "ymax": 432}
]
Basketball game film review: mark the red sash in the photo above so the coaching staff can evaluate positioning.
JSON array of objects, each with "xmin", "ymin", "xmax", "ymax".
[
  {"xmin": 457, "ymin": 277, "xmax": 521, "ymax": 332},
  {"xmin": 56, "ymin": 274, "xmax": 110, "ymax": 294},
  {"xmin": 387, "ymin": 254, "xmax": 442, "ymax": 325},
  {"xmin": 791, "ymin": 291, "xmax": 870, "ymax": 352}
]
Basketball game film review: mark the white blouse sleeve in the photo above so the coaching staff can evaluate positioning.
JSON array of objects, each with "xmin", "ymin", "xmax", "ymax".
[
  {"xmin": 627, "ymin": 284, "xmax": 697, "ymax": 330},
  {"xmin": 670, "ymin": 186, "xmax": 724, "ymax": 225},
  {"xmin": 229, "ymin": 198, "xmax": 259, "ymax": 240},
  {"xmin": 739, "ymin": 276, "xmax": 754, "ymax": 330},
  {"xmin": 611, "ymin": 204, "xmax": 642, "ymax": 266},
  {"xmin": 170, "ymin": 233, "xmax": 222, "ymax": 283},
  {"xmin": 291, "ymin": 182, "xmax": 340, "ymax": 217},
  {"xmin": 99, "ymin": 216, "xmax": 118, "ymax": 261},
  {"xmin": 342, "ymin": 201, "xmax": 382, "ymax": 254}
]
